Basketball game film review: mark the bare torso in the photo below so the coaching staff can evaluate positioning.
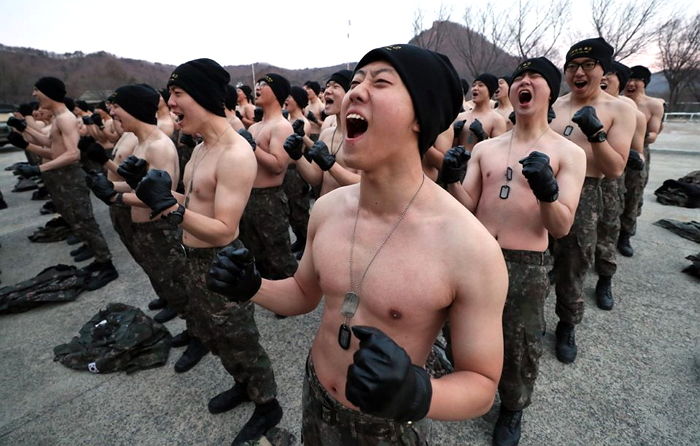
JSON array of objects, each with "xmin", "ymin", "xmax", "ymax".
[
  {"xmin": 457, "ymin": 108, "xmax": 506, "ymax": 151},
  {"xmin": 309, "ymin": 182, "xmax": 487, "ymax": 408},
  {"xmin": 551, "ymin": 92, "xmax": 634, "ymax": 177},
  {"xmin": 318, "ymin": 126, "xmax": 357, "ymax": 196},
  {"xmin": 107, "ymin": 132, "xmax": 138, "ymax": 182},
  {"xmin": 249, "ymin": 115, "xmax": 292, "ymax": 188}
]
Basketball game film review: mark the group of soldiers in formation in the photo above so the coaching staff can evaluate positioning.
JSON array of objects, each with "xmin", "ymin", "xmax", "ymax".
[{"xmin": 4, "ymin": 35, "xmax": 665, "ymax": 445}]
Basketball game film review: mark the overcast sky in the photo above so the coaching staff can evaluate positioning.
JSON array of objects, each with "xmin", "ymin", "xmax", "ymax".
[{"xmin": 1, "ymin": 0, "xmax": 696, "ymax": 70}]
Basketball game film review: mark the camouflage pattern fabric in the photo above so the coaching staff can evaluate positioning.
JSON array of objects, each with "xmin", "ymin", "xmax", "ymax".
[
  {"xmin": 109, "ymin": 204, "xmax": 138, "ymax": 261},
  {"xmin": 181, "ymin": 240, "xmax": 277, "ymax": 404},
  {"xmin": 238, "ymin": 186, "xmax": 298, "ymax": 280},
  {"xmin": 41, "ymin": 164, "xmax": 112, "ymax": 262},
  {"xmin": 621, "ymin": 145, "xmax": 650, "ymax": 235},
  {"xmin": 129, "ymin": 219, "xmax": 188, "ymax": 314},
  {"xmin": 302, "ymin": 356, "xmax": 431, "ymax": 445},
  {"xmin": 238, "ymin": 428, "xmax": 296, "ymax": 446},
  {"xmin": 499, "ymin": 249, "xmax": 551, "ymax": 411},
  {"xmin": 282, "ymin": 165, "xmax": 311, "ymax": 244},
  {"xmin": 595, "ymin": 177, "xmax": 623, "ymax": 277},
  {"xmin": 53, "ymin": 302, "xmax": 171, "ymax": 374},
  {"xmin": 0, "ymin": 264, "xmax": 84, "ymax": 314},
  {"xmin": 552, "ymin": 177, "xmax": 602, "ymax": 325}
]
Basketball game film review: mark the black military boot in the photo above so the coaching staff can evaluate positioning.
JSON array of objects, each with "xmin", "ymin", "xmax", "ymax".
[
  {"xmin": 595, "ymin": 276, "xmax": 614, "ymax": 310},
  {"xmin": 208, "ymin": 382, "xmax": 250, "ymax": 414},
  {"xmin": 65, "ymin": 233, "xmax": 81, "ymax": 245},
  {"xmin": 148, "ymin": 297, "xmax": 167, "ymax": 310},
  {"xmin": 232, "ymin": 399, "xmax": 283, "ymax": 446},
  {"xmin": 555, "ymin": 321, "xmax": 577, "ymax": 364},
  {"xmin": 174, "ymin": 337, "xmax": 209, "ymax": 373},
  {"xmin": 171, "ymin": 330, "xmax": 190, "ymax": 348},
  {"xmin": 617, "ymin": 231, "xmax": 634, "ymax": 257},
  {"xmin": 71, "ymin": 244, "xmax": 95, "ymax": 262},
  {"xmin": 154, "ymin": 307, "xmax": 177, "ymax": 323},
  {"xmin": 492, "ymin": 407, "xmax": 523, "ymax": 446},
  {"xmin": 83, "ymin": 261, "xmax": 118, "ymax": 290}
]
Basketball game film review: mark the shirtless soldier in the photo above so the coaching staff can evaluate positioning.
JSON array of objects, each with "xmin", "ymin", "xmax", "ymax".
[
  {"xmin": 456, "ymin": 73, "xmax": 507, "ymax": 152},
  {"xmin": 446, "ymin": 57, "xmax": 586, "ymax": 445},
  {"xmin": 303, "ymin": 80, "xmax": 324, "ymax": 139},
  {"xmin": 619, "ymin": 65, "xmax": 664, "ymax": 257},
  {"xmin": 594, "ymin": 61, "xmax": 647, "ymax": 310},
  {"xmin": 134, "ymin": 59, "xmax": 282, "ymax": 445},
  {"xmin": 12, "ymin": 77, "xmax": 117, "ymax": 290},
  {"xmin": 85, "ymin": 84, "xmax": 188, "ymax": 328},
  {"xmin": 242, "ymin": 73, "xmax": 298, "ymax": 282},
  {"xmin": 494, "ymin": 75, "xmax": 514, "ymax": 129},
  {"xmin": 284, "ymin": 70, "xmax": 360, "ymax": 198},
  {"xmin": 207, "ymin": 44, "xmax": 508, "ymax": 445},
  {"xmin": 549, "ymin": 38, "xmax": 635, "ymax": 363}
]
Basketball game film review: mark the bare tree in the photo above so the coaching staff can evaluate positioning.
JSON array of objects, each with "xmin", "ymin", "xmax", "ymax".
[
  {"xmin": 657, "ymin": 13, "xmax": 700, "ymax": 107},
  {"xmin": 590, "ymin": 0, "xmax": 663, "ymax": 61},
  {"xmin": 508, "ymin": 0, "xmax": 570, "ymax": 60},
  {"xmin": 412, "ymin": 4, "xmax": 452, "ymax": 52},
  {"xmin": 451, "ymin": 7, "xmax": 517, "ymax": 77}
]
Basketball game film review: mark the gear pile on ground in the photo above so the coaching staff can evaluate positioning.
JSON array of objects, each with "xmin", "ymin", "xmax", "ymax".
[
  {"xmin": 0, "ymin": 264, "xmax": 84, "ymax": 314},
  {"xmin": 28, "ymin": 216, "xmax": 73, "ymax": 243},
  {"xmin": 53, "ymin": 303, "xmax": 172, "ymax": 374},
  {"xmin": 654, "ymin": 170, "xmax": 700, "ymax": 208}
]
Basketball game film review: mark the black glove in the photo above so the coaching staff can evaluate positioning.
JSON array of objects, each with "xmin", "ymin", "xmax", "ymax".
[
  {"xmin": 627, "ymin": 150, "xmax": 645, "ymax": 171},
  {"xmin": 320, "ymin": 110, "xmax": 328, "ymax": 121},
  {"xmin": 18, "ymin": 103, "xmax": 33, "ymax": 117},
  {"xmin": 134, "ymin": 169, "xmax": 178, "ymax": 218},
  {"xmin": 86, "ymin": 142, "xmax": 109, "ymax": 165},
  {"xmin": 346, "ymin": 326, "xmax": 432, "ymax": 422},
  {"xmin": 292, "ymin": 119, "xmax": 305, "ymax": 137},
  {"xmin": 518, "ymin": 151, "xmax": 559, "ymax": 202},
  {"xmin": 283, "ymin": 134, "xmax": 304, "ymax": 160},
  {"xmin": 307, "ymin": 141, "xmax": 335, "ymax": 171},
  {"xmin": 306, "ymin": 111, "xmax": 319, "ymax": 124},
  {"xmin": 469, "ymin": 119, "xmax": 487, "ymax": 142},
  {"xmin": 206, "ymin": 245, "xmax": 261, "ymax": 302},
  {"xmin": 85, "ymin": 172, "xmax": 117, "ymax": 205},
  {"xmin": 78, "ymin": 136, "xmax": 96, "ymax": 152},
  {"xmin": 508, "ymin": 111, "xmax": 516, "ymax": 125},
  {"xmin": 8, "ymin": 132, "xmax": 28, "ymax": 149},
  {"xmin": 439, "ymin": 145, "xmax": 470, "ymax": 184},
  {"xmin": 453, "ymin": 119, "xmax": 466, "ymax": 138},
  {"xmin": 572, "ymin": 106, "xmax": 603, "ymax": 138},
  {"xmin": 282, "ymin": 109, "xmax": 289, "ymax": 119},
  {"xmin": 7, "ymin": 116, "xmax": 27, "ymax": 132},
  {"xmin": 82, "ymin": 116, "xmax": 92, "ymax": 125},
  {"xmin": 91, "ymin": 113, "xmax": 103, "ymax": 127},
  {"xmin": 235, "ymin": 110, "xmax": 243, "ymax": 120},
  {"xmin": 180, "ymin": 133, "xmax": 197, "ymax": 149},
  {"xmin": 14, "ymin": 164, "xmax": 40, "ymax": 177},
  {"xmin": 547, "ymin": 107, "xmax": 556, "ymax": 123},
  {"xmin": 237, "ymin": 129, "xmax": 256, "ymax": 151},
  {"xmin": 117, "ymin": 155, "xmax": 149, "ymax": 189},
  {"xmin": 254, "ymin": 107, "xmax": 263, "ymax": 122}
]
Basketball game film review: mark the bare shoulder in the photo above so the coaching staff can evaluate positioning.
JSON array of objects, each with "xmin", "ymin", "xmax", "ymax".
[
  {"xmin": 318, "ymin": 126, "xmax": 335, "ymax": 142},
  {"xmin": 309, "ymin": 183, "xmax": 357, "ymax": 230},
  {"xmin": 148, "ymin": 134, "xmax": 177, "ymax": 157},
  {"xmin": 547, "ymin": 131, "xmax": 586, "ymax": 160},
  {"xmin": 55, "ymin": 111, "xmax": 77, "ymax": 130},
  {"xmin": 219, "ymin": 138, "xmax": 256, "ymax": 170},
  {"xmin": 648, "ymin": 96, "xmax": 665, "ymax": 114},
  {"xmin": 472, "ymin": 130, "xmax": 509, "ymax": 153}
]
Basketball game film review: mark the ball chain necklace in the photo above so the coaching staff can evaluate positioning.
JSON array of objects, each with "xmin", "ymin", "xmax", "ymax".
[{"xmin": 338, "ymin": 174, "xmax": 426, "ymax": 349}]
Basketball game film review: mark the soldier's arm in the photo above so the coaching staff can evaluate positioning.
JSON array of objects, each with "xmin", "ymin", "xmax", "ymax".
[
  {"xmin": 644, "ymin": 100, "xmax": 663, "ymax": 145},
  {"xmin": 592, "ymin": 103, "xmax": 634, "ymax": 178},
  {"xmin": 447, "ymin": 145, "xmax": 483, "ymax": 212},
  {"xmin": 254, "ymin": 122, "xmax": 291, "ymax": 175},
  {"xmin": 428, "ymin": 223, "xmax": 507, "ymax": 420},
  {"xmin": 539, "ymin": 144, "xmax": 586, "ymax": 239}
]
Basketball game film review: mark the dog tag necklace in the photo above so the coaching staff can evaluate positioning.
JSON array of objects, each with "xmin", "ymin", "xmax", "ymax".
[
  {"xmin": 563, "ymin": 102, "xmax": 574, "ymax": 137},
  {"xmin": 338, "ymin": 174, "xmax": 426, "ymax": 349},
  {"xmin": 500, "ymin": 127, "xmax": 549, "ymax": 199}
]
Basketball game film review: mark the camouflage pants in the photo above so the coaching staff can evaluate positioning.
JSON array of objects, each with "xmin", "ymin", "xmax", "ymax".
[
  {"xmin": 302, "ymin": 356, "xmax": 431, "ymax": 445},
  {"xmin": 41, "ymin": 164, "xmax": 112, "ymax": 262},
  {"xmin": 181, "ymin": 240, "xmax": 277, "ymax": 404},
  {"xmin": 129, "ymin": 219, "xmax": 188, "ymax": 315},
  {"xmin": 499, "ymin": 250, "xmax": 550, "ymax": 411},
  {"xmin": 282, "ymin": 166, "xmax": 311, "ymax": 243},
  {"xmin": 620, "ymin": 145, "xmax": 650, "ymax": 235},
  {"xmin": 594, "ymin": 177, "xmax": 624, "ymax": 277},
  {"xmin": 238, "ymin": 186, "xmax": 298, "ymax": 279},
  {"xmin": 552, "ymin": 177, "xmax": 601, "ymax": 325},
  {"xmin": 109, "ymin": 204, "xmax": 138, "ymax": 261}
]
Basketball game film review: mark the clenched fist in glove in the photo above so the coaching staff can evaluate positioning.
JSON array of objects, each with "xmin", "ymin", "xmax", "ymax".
[
  {"xmin": 346, "ymin": 326, "xmax": 432, "ymax": 422},
  {"xmin": 207, "ymin": 245, "xmax": 261, "ymax": 302},
  {"xmin": 117, "ymin": 155, "xmax": 149, "ymax": 189},
  {"xmin": 519, "ymin": 151, "xmax": 559, "ymax": 202}
]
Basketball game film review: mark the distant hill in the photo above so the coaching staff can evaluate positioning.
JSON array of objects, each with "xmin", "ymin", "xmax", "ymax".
[{"xmin": 0, "ymin": 44, "xmax": 352, "ymax": 105}]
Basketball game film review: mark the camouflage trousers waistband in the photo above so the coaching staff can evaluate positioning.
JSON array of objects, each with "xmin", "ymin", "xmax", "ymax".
[
  {"xmin": 251, "ymin": 185, "xmax": 285, "ymax": 196},
  {"xmin": 501, "ymin": 249, "xmax": 551, "ymax": 266},
  {"xmin": 180, "ymin": 239, "xmax": 243, "ymax": 259},
  {"xmin": 305, "ymin": 355, "xmax": 429, "ymax": 441}
]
